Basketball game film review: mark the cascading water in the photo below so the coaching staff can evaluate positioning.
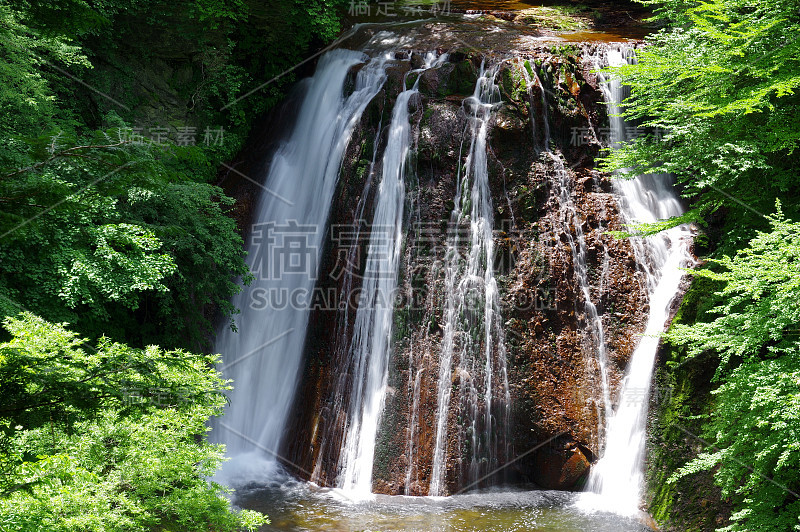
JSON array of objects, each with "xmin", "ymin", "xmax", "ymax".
[
  {"xmin": 211, "ymin": 49, "xmax": 388, "ymax": 484},
  {"xmin": 429, "ymin": 62, "xmax": 510, "ymax": 496},
  {"xmin": 403, "ymin": 341, "xmax": 423, "ymax": 495},
  {"xmin": 525, "ymin": 63, "xmax": 613, "ymax": 445},
  {"xmin": 580, "ymin": 46, "xmax": 695, "ymax": 515},
  {"xmin": 296, "ymin": 48, "xmax": 451, "ymax": 495},
  {"xmin": 310, "ymin": 103, "xmax": 385, "ymax": 487},
  {"xmin": 336, "ymin": 80, "xmax": 418, "ymax": 497},
  {"xmin": 546, "ymin": 150, "xmax": 614, "ymax": 444}
]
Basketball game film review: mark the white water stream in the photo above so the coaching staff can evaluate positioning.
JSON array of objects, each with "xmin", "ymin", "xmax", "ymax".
[
  {"xmin": 336, "ymin": 81, "xmax": 418, "ymax": 497},
  {"xmin": 579, "ymin": 46, "xmax": 695, "ymax": 516},
  {"xmin": 523, "ymin": 63, "xmax": 613, "ymax": 446},
  {"xmin": 429, "ymin": 62, "xmax": 510, "ymax": 496}
]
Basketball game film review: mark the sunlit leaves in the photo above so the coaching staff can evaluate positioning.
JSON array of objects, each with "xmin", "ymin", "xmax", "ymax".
[
  {"xmin": 668, "ymin": 204, "xmax": 800, "ymax": 369},
  {"xmin": 58, "ymin": 223, "xmax": 176, "ymax": 309},
  {"xmin": 666, "ymin": 204, "xmax": 800, "ymax": 531},
  {"xmin": 602, "ymin": 0, "xmax": 800, "ymax": 222},
  {"xmin": 0, "ymin": 313, "xmax": 267, "ymax": 531}
]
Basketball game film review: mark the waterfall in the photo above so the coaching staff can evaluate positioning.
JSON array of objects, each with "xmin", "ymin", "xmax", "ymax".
[
  {"xmin": 211, "ymin": 49, "xmax": 389, "ymax": 485},
  {"xmin": 429, "ymin": 62, "xmax": 510, "ymax": 496},
  {"xmin": 336, "ymin": 80, "xmax": 418, "ymax": 497},
  {"xmin": 580, "ymin": 46, "xmax": 694, "ymax": 515},
  {"xmin": 525, "ymin": 62, "xmax": 613, "ymax": 446},
  {"xmin": 210, "ymin": 31, "xmax": 690, "ymax": 503},
  {"xmin": 310, "ymin": 105, "xmax": 385, "ymax": 488},
  {"xmin": 403, "ymin": 345, "xmax": 423, "ymax": 495},
  {"xmin": 546, "ymin": 151, "xmax": 614, "ymax": 444}
]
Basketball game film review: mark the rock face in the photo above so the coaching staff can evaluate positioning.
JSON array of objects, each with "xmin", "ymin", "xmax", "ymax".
[{"xmin": 275, "ymin": 40, "xmax": 648, "ymax": 495}]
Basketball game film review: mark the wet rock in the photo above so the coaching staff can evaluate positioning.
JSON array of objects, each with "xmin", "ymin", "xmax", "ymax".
[
  {"xmin": 494, "ymin": 104, "xmax": 527, "ymax": 134},
  {"xmin": 410, "ymin": 51, "xmax": 425, "ymax": 70},
  {"xmin": 448, "ymin": 59, "xmax": 479, "ymax": 95},
  {"xmin": 419, "ymin": 64, "xmax": 452, "ymax": 96},
  {"xmin": 498, "ymin": 63, "xmax": 527, "ymax": 104},
  {"xmin": 385, "ymin": 61, "xmax": 411, "ymax": 96},
  {"xmin": 490, "ymin": 11, "xmax": 517, "ymax": 22},
  {"xmin": 533, "ymin": 445, "xmax": 591, "ymax": 490}
]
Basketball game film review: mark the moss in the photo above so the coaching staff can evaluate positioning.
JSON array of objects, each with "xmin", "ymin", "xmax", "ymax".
[
  {"xmin": 421, "ymin": 105, "xmax": 435, "ymax": 125},
  {"xmin": 645, "ymin": 277, "xmax": 732, "ymax": 531},
  {"xmin": 406, "ymin": 72, "xmax": 419, "ymax": 90},
  {"xmin": 550, "ymin": 44, "xmax": 581, "ymax": 58},
  {"xmin": 523, "ymin": 59, "xmax": 534, "ymax": 80},
  {"xmin": 500, "ymin": 64, "xmax": 527, "ymax": 103},
  {"xmin": 372, "ymin": 390, "xmax": 404, "ymax": 482},
  {"xmin": 362, "ymin": 133, "xmax": 374, "ymax": 159},
  {"xmin": 355, "ymin": 158, "xmax": 370, "ymax": 181},
  {"xmin": 393, "ymin": 305, "xmax": 410, "ymax": 345},
  {"xmin": 439, "ymin": 59, "xmax": 477, "ymax": 97},
  {"xmin": 372, "ymin": 317, "xmax": 408, "ymax": 483},
  {"xmin": 516, "ymin": 6, "xmax": 592, "ymax": 32}
]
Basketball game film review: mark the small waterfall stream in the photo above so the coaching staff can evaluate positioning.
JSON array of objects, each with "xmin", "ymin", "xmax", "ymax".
[
  {"xmin": 429, "ymin": 62, "xmax": 510, "ymax": 495},
  {"xmin": 579, "ymin": 46, "xmax": 695, "ymax": 515},
  {"xmin": 337, "ymin": 80, "xmax": 418, "ymax": 496},
  {"xmin": 546, "ymin": 150, "xmax": 614, "ymax": 444},
  {"xmin": 524, "ymin": 64, "xmax": 613, "ymax": 444},
  {"xmin": 309, "ymin": 83, "xmax": 389, "ymax": 486}
]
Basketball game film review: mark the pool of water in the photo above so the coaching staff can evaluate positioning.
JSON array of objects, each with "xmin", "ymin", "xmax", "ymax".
[
  {"xmin": 451, "ymin": 0, "xmax": 541, "ymax": 9},
  {"xmin": 557, "ymin": 29, "xmax": 650, "ymax": 42},
  {"xmin": 234, "ymin": 478, "xmax": 651, "ymax": 531}
]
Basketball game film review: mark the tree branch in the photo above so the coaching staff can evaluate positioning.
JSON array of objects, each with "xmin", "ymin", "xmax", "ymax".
[{"xmin": 4, "ymin": 140, "xmax": 133, "ymax": 179}]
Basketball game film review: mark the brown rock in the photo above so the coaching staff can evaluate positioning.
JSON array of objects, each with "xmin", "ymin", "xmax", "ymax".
[{"xmin": 532, "ymin": 445, "xmax": 591, "ymax": 490}]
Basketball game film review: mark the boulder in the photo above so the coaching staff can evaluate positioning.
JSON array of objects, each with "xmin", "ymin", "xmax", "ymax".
[{"xmin": 532, "ymin": 445, "xmax": 591, "ymax": 490}]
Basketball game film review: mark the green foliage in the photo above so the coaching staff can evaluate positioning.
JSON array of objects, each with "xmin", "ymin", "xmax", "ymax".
[
  {"xmin": 0, "ymin": 313, "xmax": 267, "ymax": 531},
  {"xmin": 0, "ymin": 2, "xmax": 89, "ymax": 168},
  {"xmin": 0, "ymin": 0, "xmax": 262, "ymax": 349},
  {"xmin": 669, "ymin": 357, "xmax": 800, "ymax": 532},
  {"xmin": 0, "ymin": 131, "xmax": 250, "ymax": 349},
  {"xmin": 668, "ymin": 204, "xmax": 800, "ymax": 371},
  {"xmin": 0, "ymin": 312, "xmax": 222, "ymax": 432},
  {"xmin": 602, "ymin": 0, "xmax": 800, "ymax": 225},
  {"xmin": 0, "ymin": 0, "xmax": 352, "ymax": 349},
  {"xmin": 665, "ymin": 205, "xmax": 800, "ymax": 531},
  {"xmin": 607, "ymin": 206, "xmax": 703, "ymax": 238}
]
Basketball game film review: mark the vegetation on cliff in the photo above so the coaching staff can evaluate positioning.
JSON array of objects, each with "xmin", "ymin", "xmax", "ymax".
[
  {"xmin": 665, "ymin": 209, "xmax": 800, "ymax": 532},
  {"xmin": 0, "ymin": 313, "xmax": 267, "ymax": 531},
  {"xmin": 1, "ymin": 0, "xmax": 348, "ymax": 350}
]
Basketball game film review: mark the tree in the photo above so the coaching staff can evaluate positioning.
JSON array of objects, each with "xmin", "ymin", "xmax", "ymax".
[
  {"xmin": 603, "ymin": 0, "xmax": 800, "ymax": 234},
  {"xmin": 667, "ymin": 204, "xmax": 800, "ymax": 532},
  {"xmin": 0, "ymin": 312, "xmax": 267, "ymax": 531}
]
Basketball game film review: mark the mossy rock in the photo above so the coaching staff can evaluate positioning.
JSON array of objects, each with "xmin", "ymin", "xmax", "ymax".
[
  {"xmin": 515, "ymin": 6, "xmax": 590, "ymax": 32},
  {"xmin": 645, "ymin": 276, "xmax": 732, "ymax": 531},
  {"xmin": 446, "ymin": 59, "xmax": 479, "ymax": 96},
  {"xmin": 499, "ymin": 63, "xmax": 527, "ymax": 104}
]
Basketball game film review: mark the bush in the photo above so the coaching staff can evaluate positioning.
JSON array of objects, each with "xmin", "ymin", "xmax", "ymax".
[{"xmin": 0, "ymin": 313, "xmax": 267, "ymax": 531}]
